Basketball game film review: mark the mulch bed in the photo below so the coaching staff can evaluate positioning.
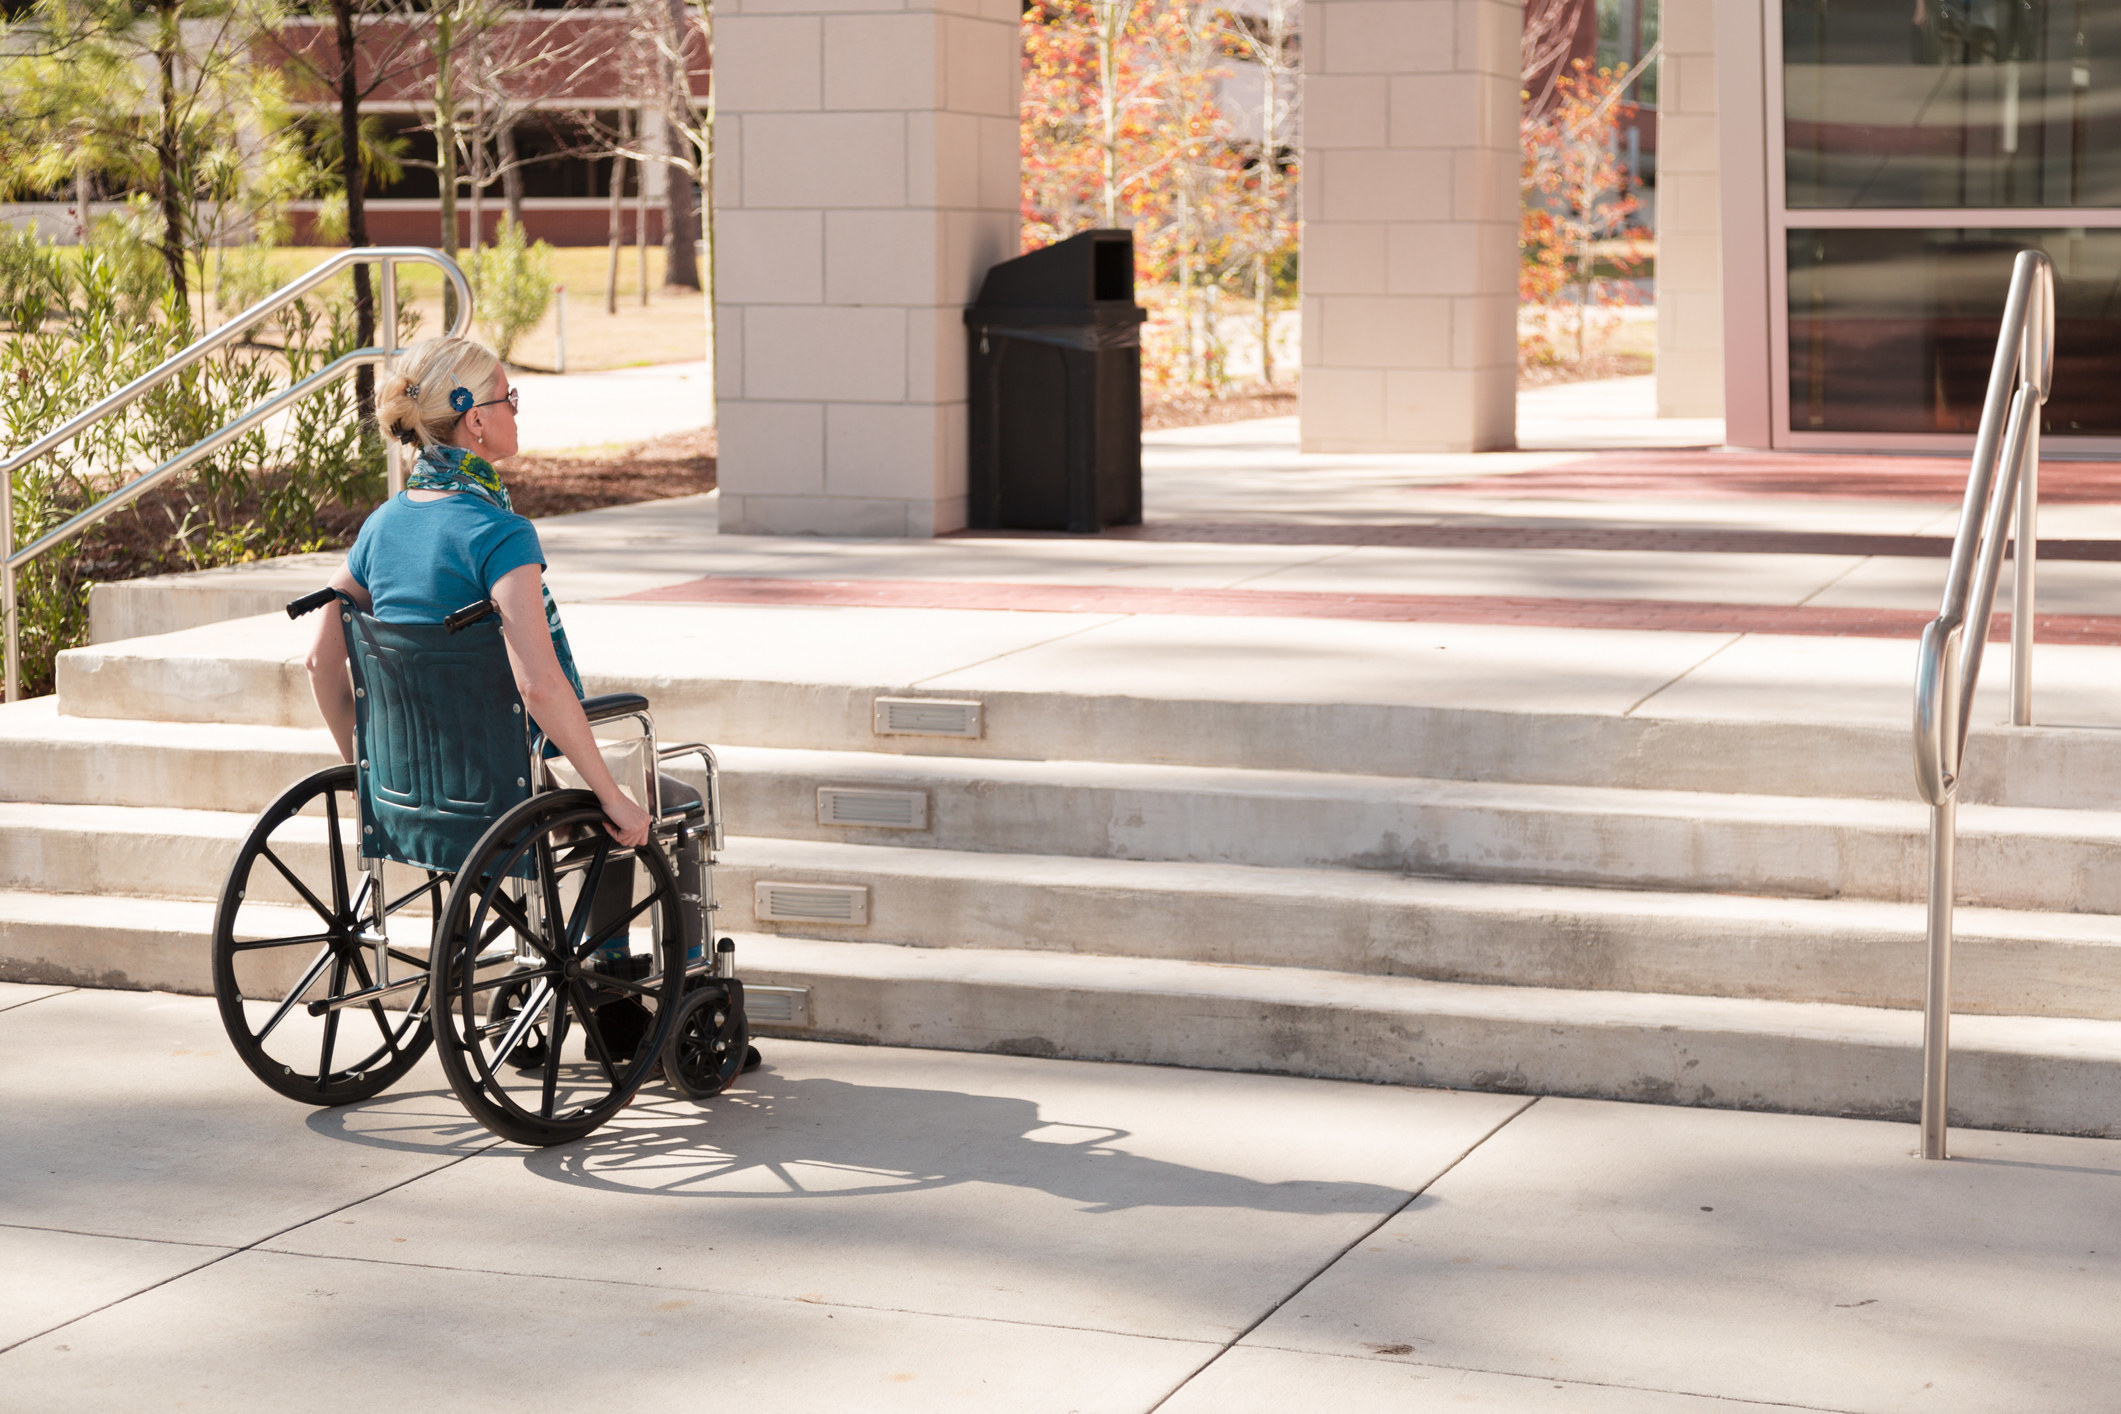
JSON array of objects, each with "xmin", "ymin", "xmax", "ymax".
[
  {"xmin": 1518, "ymin": 351, "xmax": 1654, "ymax": 387},
  {"xmin": 56, "ymin": 427, "xmax": 720, "ymax": 588},
  {"xmin": 1142, "ymin": 385, "xmax": 1298, "ymax": 431},
  {"xmin": 502, "ymin": 426, "xmax": 718, "ymax": 518}
]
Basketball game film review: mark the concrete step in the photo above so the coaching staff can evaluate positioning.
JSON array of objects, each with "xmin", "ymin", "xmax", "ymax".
[
  {"xmin": 11, "ymin": 758, "xmax": 2121, "ymax": 911},
  {"xmin": 0, "ymin": 803, "xmax": 444, "ymax": 913},
  {"xmin": 0, "ymin": 699, "xmax": 338, "ymax": 812},
  {"xmin": 11, "ymin": 697, "xmax": 2120, "ymax": 910},
  {"xmin": 735, "ymin": 933, "xmax": 2121, "ymax": 1139},
  {"xmin": 0, "ymin": 890, "xmax": 336, "ymax": 997},
  {"xmin": 47, "ymin": 610, "xmax": 2121, "ymax": 809},
  {"xmin": 6, "ymin": 893, "xmax": 2112, "ymax": 1137},
  {"xmin": 697, "ymin": 748, "xmax": 2119, "ymax": 910},
  {"xmin": 0, "ymin": 803, "xmax": 258, "ymax": 901},
  {"xmin": 5, "ymin": 802, "xmax": 2117, "ymax": 1022},
  {"xmin": 715, "ymin": 838, "xmax": 2121, "ymax": 1021}
]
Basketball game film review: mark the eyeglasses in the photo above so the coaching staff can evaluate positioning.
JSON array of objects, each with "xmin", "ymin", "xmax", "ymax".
[{"xmin": 471, "ymin": 388, "xmax": 520, "ymax": 415}]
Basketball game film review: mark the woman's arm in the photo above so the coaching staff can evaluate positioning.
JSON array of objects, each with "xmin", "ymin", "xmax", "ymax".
[
  {"xmin": 490, "ymin": 564, "xmax": 653, "ymax": 848},
  {"xmin": 303, "ymin": 564, "xmax": 371, "ymax": 763}
]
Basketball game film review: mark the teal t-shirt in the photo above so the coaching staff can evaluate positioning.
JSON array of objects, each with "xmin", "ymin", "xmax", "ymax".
[{"xmin": 348, "ymin": 491, "xmax": 545, "ymax": 624}]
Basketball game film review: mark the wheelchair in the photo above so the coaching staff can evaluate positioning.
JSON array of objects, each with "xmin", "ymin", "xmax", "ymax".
[{"xmin": 210, "ymin": 586, "xmax": 750, "ymax": 1146}]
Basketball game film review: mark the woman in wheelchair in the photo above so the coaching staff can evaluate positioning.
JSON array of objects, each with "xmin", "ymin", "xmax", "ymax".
[
  {"xmin": 305, "ymin": 336, "xmax": 657, "ymax": 850},
  {"xmin": 210, "ymin": 334, "xmax": 747, "ymax": 1147}
]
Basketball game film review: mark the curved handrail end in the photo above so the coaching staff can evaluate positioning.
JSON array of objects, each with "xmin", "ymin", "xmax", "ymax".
[{"xmin": 1914, "ymin": 615, "xmax": 1964, "ymax": 806}]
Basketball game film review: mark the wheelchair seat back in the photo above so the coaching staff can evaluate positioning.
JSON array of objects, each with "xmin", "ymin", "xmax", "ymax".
[{"xmin": 340, "ymin": 604, "xmax": 532, "ymax": 873}]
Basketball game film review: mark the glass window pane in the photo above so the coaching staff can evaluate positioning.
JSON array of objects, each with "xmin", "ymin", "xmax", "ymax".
[
  {"xmin": 1784, "ymin": 0, "xmax": 2121, "ymax": 208},
  {"xmin": 1786, "ymin": 227, "xmax": 2121, "ymax": 434},
  {"xmin": 1599, "ymin": 0, "xmax": 1662, "ymax": 105}
]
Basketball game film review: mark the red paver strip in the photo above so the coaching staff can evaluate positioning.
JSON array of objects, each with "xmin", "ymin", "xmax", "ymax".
[
  {"xmin": 616, "ymin": 576, "xmax": 2121, "ymax": 644},
  {"xmin": 954, "ymin": 521, "xmax": 2121, "ymax": 561},
  {"xmin": 1416, "ymin": 450, "xmax": 2121, "ymax": 503}
]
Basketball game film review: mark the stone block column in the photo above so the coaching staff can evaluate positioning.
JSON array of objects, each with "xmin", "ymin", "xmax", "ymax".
[
  {"xmin": 1654, "ymin": 0, "xmax": 1724, "ymax": 419},
  {"xmin": 713, "ymin": 0, "xmax": 1021, "ymax": 536},
  {"xmin": 1300, "ymin": 0, "xmax": 1521, "ymax": 453}
]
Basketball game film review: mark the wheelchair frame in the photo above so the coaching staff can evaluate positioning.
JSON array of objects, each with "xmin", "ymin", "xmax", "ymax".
[
  {"xmin": 210, "ymin": 587, "xmax": 748, "ymax": 1145},
  {"xmin": 321, "ymin": 709, "xmax": 730, "ymax": 1020}
]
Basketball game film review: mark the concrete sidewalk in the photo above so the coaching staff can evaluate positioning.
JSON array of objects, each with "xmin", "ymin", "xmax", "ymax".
[
  {"xmin": 90, "ymin": 381, "xmax": 2121, "ymax": 652},
  {"xmin": 3, "ymin": 980, "xmax": 2117, "ymax": 1412},
  {"xmin": 502, "ymin": 362, "xmax": 1713, "ymax": 458},
  {"xmin": 511, "ymin": 360, "xmax": 715, "ymax": 453},
  {"xmin": 74, "ymin": 448, "xmax": 2121, "ymax": 742}
]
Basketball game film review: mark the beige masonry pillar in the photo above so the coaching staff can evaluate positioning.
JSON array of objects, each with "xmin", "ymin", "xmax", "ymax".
[
  {"xmin": 712, "ymin": 0, "xmax": 1021, "ymax": 536},
  {"xmin": 1299, "ymin": 0, "xmax": 1521, "ymax": 453},
  {"xmin": 1654, "ymin": 0, "xmax": 1724, "ymax": 418}
]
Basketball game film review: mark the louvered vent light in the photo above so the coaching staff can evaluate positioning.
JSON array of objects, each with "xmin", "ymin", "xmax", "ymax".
[
  {"xmin": 754, "ymin": 881, "xmax": 870, "ymax": 925},
  {"xmin": 745, "ymin": 985, "xmax": 812, "ymax": 1027},
  {"xmin": 873, "ymin": 697, "xmax": 982, "ymax": 738},
  {"xmin": 817, "ymin": 787, "xmax": 928, "ymax": 829}
]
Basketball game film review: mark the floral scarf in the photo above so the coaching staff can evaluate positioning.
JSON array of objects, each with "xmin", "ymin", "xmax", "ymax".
[{"xmin": 407, "ymin": 444, "xmax": 585, "ymax": 700}]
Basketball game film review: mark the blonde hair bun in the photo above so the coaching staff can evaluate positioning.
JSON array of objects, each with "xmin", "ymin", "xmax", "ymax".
[{"xmin": 377, "ymin": 337, "xmax": 504, "ymax": 449}]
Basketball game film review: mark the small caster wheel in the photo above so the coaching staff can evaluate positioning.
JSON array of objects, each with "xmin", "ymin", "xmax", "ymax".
[{"xmin": 666, "ymin": 981, "xmax": 749, "ymax": 1101}]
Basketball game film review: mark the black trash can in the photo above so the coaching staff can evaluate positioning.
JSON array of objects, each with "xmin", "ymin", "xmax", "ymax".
[{"xmin": 965, "ymin": 229, "xmax": 1147, "ymax": 533}]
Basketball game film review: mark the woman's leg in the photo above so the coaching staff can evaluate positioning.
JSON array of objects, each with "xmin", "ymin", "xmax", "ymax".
[
  {"xmin": 656, "ymin": 774, "xmax": 706, "ymax": 966},
  {"xmin": 584, "ymin": 774, "xmax": 702, "ymax": 965}
]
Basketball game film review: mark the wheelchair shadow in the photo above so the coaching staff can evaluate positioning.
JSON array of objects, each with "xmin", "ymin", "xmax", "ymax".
[
  {"xmin": 303, "ymin": 1085, "xmax": 503, "ymax": 1155},
  {"xmin": 520, "ymin": 1064, "xmax": 1411, "ymax": 1216},
  {"xmin": 306, "ymin": 1063, "xmax": 1411, "ymax": 1217}
]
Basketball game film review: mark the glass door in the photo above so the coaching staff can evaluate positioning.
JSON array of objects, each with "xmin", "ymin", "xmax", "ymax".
[{"xmin": 1767, "ymin": 0, "xmax": 2121, "ymax": 450}]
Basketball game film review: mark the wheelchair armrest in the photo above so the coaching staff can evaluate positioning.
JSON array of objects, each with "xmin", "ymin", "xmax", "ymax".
[{"xmin": 581, "ymin": 692, "xmax": 650, "ymax": 724}]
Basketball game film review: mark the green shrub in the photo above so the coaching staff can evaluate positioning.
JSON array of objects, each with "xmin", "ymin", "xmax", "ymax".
[
  {"xmin": 470, "ymin": 219, "xmax": 555, "ymax": 365},
  {"xmin": 83, "ymin": 201, "xmax": 174, "ymax": 328},
  {"xmin": 0, "ymin": 227, "xmax": 70, "ymax": 332},
  {"xmin": 213, "ymin": 241, "xmax": 281, "ymax": 318},
  {"xmin": 1, "ymin": 249, "xmax": 381, "ymax": 697}
]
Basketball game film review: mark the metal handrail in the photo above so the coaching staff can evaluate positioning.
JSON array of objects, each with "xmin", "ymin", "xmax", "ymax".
[
  {"xmin": 0, "ymin": 246, "xmax": 474, "ymax": 701},
  {"xmin": 1911, "ymin": 248, "xmax": 2055, "ymax": 1161}
]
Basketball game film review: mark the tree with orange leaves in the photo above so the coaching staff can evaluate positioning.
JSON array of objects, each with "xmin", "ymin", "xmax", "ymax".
[
  {"xmin": 1521, "ymin": 57, "xmax": 1649, "ymax": 365},
  {"xmin": 1020, "ymin": 0, "xmax": 1166, "ymax": 247},
  {"xmin": 1223, "ymin": 0, "xmax": 1299, "ymax": 386},
  {"xmin": 1022, "ymin": 0, "xmax": 1288, "ymax": 395}
]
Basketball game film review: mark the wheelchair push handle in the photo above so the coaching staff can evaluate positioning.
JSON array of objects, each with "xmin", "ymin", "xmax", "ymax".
[
  {"xmin": 285, "ymin": 587, "xmax": 339, "ymax": 619},
  {"xmin": 287, "ymin": 590, "xmax": 498, "ymax": 634},
  {"xmin": 444, "ymin": 599, "xmax": 498, "ymax": 634}
]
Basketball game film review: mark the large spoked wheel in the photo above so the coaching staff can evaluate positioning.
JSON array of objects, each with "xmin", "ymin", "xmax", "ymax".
[
  {"xmin": 667, "ymin": 980, "xmax": 750, "ymax": 1102},
  {"xmin": 212, "ymin": 765, "xmax": 444, "ymax": 1105},
  {"xmin": 429, "ymin": 790, "xmax": 686, "ymax": 1147}
]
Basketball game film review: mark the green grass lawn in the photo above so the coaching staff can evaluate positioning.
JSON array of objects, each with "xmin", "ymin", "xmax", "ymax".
[
  {"xmin": 204, "ymin": 243, "xmax": 677, "ymax": 306},
  {"xmin": 192, "ymin": 244, "xmax": 706, "ymax": 371}
]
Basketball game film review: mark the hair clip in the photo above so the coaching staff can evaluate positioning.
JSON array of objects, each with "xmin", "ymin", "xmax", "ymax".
[
  {"xmin": 404, "ymin": 381, "xmax": 422, "ymax": 398},
  {"xmin": 449, "ymin": 387, "xmax": 475, "ymax": 413}
]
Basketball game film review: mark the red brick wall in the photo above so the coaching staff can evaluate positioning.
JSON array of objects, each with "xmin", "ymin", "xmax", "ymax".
[
  {"xmin": 285, "ymin": 203, "xmax": 668, "ymax": 249},
  {"xmin": 260, "ymin": 13, "xmax": 708, "ymax": 106}
]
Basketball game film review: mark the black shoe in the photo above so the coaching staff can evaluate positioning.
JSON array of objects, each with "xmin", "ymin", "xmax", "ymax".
[{"xmin": 588, "ymin": 997, "xmax": 653, "ymax": 1065}]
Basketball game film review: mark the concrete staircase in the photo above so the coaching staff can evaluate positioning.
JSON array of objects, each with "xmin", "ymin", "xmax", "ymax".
[{"xmin": 7, "ymin": 605, "xmax": 2121, "ymax": 1135}]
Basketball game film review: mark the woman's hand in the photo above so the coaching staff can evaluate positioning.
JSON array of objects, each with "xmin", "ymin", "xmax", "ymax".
[{"xmin": 598, "ymin": 789, "xmax": 652, "ymax": 849}]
